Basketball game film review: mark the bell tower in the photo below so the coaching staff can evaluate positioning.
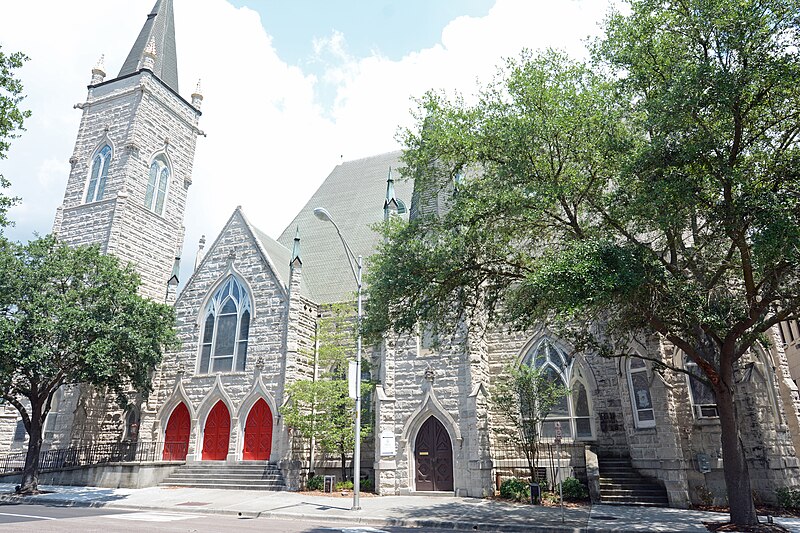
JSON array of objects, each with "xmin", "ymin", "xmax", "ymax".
[{"xmin": 53, "ymin": 0, "xmax": 202, "ymax": 302}]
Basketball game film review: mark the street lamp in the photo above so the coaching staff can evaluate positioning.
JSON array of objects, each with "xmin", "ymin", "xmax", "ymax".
[{"xmin": 313, "ymin": 206, "xmax": 363, "ymax": 511}]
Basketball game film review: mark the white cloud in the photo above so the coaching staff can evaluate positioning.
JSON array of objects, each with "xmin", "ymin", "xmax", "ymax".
[{"xmin": 0, "ymin": 0, "xmax": 615, "ymax": 281}]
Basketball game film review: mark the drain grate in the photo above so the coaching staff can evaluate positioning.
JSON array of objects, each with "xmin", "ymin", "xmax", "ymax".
[{"xmin": 592, "ymin": 515, "xmax": 618, "ymax": 521}]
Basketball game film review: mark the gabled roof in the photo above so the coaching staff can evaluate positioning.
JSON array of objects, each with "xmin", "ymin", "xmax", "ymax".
[
  {"xmin": 276, "ymin": 151, "xmax": 413, "ymax": 304},
  {"xmin": 117, "ymin": 0, "xmax": 179, "ymax": 93}
]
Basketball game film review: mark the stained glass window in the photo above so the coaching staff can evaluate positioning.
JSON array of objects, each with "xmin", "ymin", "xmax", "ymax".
[
  {"xmin": 627, "ymin": 358, "xmax": 655, "ymax": 428},
  {"xmin": 198, "ymin": 276, "xmax": 251, "ymax": 374}
]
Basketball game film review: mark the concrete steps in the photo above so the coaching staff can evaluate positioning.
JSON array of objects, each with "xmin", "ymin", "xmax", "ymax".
[
  {"xmin": 160, "ymin": 462, "xmax": 286, "ymax": 491},
  {"xmin": 598, "ymin": 456, "xmax": 668, "ymax": 506}
]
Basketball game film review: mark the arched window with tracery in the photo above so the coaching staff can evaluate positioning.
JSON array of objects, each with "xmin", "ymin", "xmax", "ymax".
[
  {"xmin": 523, "ymin": 337, "xmax": 594, "ymax": 440},
  {"xmin": 198, "ymin": 276, "xmax": 251, "ymax": 374},
  {"xmin": 145, "ymin": 155, "xmax": 169, "ymax": 215},
  {"xmin": 86, "ymin": 144, "xmax": 111, "ymax": 203}
]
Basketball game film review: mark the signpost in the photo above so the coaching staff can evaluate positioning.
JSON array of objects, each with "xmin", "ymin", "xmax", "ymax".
[{"xmin": 554, "ymin": 422, "xmax": 564, "ymax": 523}]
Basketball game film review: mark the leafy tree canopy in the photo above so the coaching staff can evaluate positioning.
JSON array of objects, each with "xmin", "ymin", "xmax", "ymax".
[
  {"xmin": 0, "ymin": 236, "xmax": 177, "ymax": 493},
  {"xmin": 365, "ymin": 0, "xmax": 800, "ymax": 525},
  {"xmin": 0, "ymin": 45, "xmax": 31, "ymax": 226}
]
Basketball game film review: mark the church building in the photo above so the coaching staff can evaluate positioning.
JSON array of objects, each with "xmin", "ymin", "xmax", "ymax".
[{"xmin": 2, "ymin": 0, "xmax": 800, "ymax": 508}]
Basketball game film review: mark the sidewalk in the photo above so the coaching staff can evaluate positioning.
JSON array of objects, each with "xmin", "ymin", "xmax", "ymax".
[{"xmin": 0, "ymin": 483, "xmax": 798, "ymax": 532}]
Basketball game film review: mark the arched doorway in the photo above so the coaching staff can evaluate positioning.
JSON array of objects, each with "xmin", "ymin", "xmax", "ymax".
[
  {"xmin": 163, "ymin": 403, "xmax": 190, "ymax": 461},
  {"xmin": 414, "ymin": 416, "xmax": 453, "ymax": 491},
  {"xmin": 243, "ymin": 398, "xmax": 273, "ymax": 460},
  {"xmin": 202, "ymin": 401, "xmax": 230, "ymax": 460}
]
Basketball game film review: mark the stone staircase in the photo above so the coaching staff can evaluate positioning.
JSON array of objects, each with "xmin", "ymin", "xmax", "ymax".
[
  {"xmin": 598, "ymin": 456, "xmax": 669, "ymax": 506},
  {"xmin": 160, "ymin": 462, "xmax": 287, "ymax": 491}
]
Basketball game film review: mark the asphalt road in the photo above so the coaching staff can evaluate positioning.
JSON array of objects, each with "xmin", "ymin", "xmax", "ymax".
[{"xmin": 0, "ymin": 503, "xmax": 459, "ymax": 533}]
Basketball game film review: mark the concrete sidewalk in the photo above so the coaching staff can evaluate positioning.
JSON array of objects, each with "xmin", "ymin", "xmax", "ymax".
[{"xmin": 0, "ymin": 483, "xmax": 797, "ymax": 532}]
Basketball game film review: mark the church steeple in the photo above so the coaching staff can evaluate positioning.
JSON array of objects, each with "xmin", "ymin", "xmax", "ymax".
[{"xmin": 117, "ymin": 0, "xmax": 179, "ymax": 92}]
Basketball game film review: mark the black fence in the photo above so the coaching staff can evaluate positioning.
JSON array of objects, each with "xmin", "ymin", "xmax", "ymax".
[{"xmin": 0, "ymin": 441, "xmax": 186, "ymax": 475}]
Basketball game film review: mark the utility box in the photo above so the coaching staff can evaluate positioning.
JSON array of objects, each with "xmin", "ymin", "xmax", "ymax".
[{"xmin": 324, "ymin": 475, "xmax": 335, "ymax": 493}]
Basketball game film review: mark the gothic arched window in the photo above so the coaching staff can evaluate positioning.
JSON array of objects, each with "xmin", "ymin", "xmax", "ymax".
[
  {"xmin": 523, "ymin": 337, "xmax": 594, "ymax": 440},
  {"xmin": 85, "ymin": 145, "xmax": 111, "ymax": 203},
  {"xmin": 145, "ymin": 156, "xmax": 169, "ymax": 215},
  {"xmin": 627, "ymin": 358, "xmax": 655, "ymax": 428},
  {"xmin": 198, "ymin": 276, "xmax": 251, "ymax": 374},
  {"xmin": 684, "ymin": 356, "xmax": 719, "ymax": 418}
]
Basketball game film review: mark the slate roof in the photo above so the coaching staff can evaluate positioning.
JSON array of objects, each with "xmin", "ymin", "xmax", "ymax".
[
  {"xmin": 249, "ymin": 223, "xmax": 292, "ymax": 293},
  {"xmin": 275, "ymin": 151, "xmax": 413, "ymax": 304},
  {"xmin": 117, "ymin": 0, "xmax": 180, "ymax": 93}
]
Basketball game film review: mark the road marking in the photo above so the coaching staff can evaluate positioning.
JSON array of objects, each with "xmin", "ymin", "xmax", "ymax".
[
  {"xmin": 0, "ymin": 511, "xmax": 57, "ymax": 520},
  {"xmin": 323, "ymin": 528, "xmax": 390, "ymax": 533},
  {"xmin": 106, "ymin": 512, "xmax": 199, "ymax": 522}
]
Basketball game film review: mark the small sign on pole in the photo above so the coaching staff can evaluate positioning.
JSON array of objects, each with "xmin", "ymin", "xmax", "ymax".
[
  {"xmin": 554, "ymin": 421, "xmax": 562, "ymax": 444},
  {"xmin": 348, "ymin": 360, "xmax": 358, "ymax": 399}
]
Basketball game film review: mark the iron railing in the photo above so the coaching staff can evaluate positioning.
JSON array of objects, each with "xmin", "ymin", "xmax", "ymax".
[{"xmin": 0, "ymin": 441, "xmax": 186, "ymax": 475}]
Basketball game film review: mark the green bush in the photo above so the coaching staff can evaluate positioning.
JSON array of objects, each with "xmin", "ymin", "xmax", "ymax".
[
  {"xmin": 360, "ymin": 478, "xmax": 374, "ymax": 492},
  {"xmin": 306, "ymin": 475, "xmax": 324, "ymax": 491},
  {"xmin": 336, "ymin": 480, "xmax": 354, "ymax": 491},
  {"xmin": 560, "ymin": 477, "xmax": 589, "ymax": 501},
  {"xmin": 500, "ymin": 478, "xmax": 530, "ymax": 502},
  {"xmin": 776, "ymin": 487, "xmax": 800, "ymax": 510}
]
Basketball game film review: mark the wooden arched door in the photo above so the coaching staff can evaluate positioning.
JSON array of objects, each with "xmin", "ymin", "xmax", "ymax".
[
  {"xmin": 202, "ymin": 401, "xmax": 231, "ymax": 460},
  {"xmin": 243, "ymin": 398, "xmax": 273, "ymax": 460},
  {"xmin": 163, "ymin": 403, "xmax": 190, "ymax": 461},
  {"xmin": 414, "ymin": 416, "xmax": 454, "ymax": 491}
]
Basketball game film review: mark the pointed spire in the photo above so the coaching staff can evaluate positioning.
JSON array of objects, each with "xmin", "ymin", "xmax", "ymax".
[
  {"xmin": 384, "ymin": 166, "xmax": 399, "ymax": 220},
  {"xmin": 191, "ymin": 79, "xmax": 204, "ymax": 110},
  {"xmin": 290, "ymin": 226, "xmax": 302, "ymax": 268},
  {"xmin": 194, "ymin": 235, "xmax": 206, "ymax": 271},
  {"xmin": 90, "ymin": 54, "xmax": 106, "ymax": 85},
  {"xmin": 118, "ymin": 0, "xmax": 179, "ymax": 93}
]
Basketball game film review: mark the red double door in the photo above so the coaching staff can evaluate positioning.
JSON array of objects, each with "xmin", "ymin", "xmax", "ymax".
[
  {"xmin": 163, "ymin": 403, "xmax": 191, "ymax": 461},
  {"xmin": 202, "ymin": 401, "xmax": 231, "ymax": 460},
  {"xmin": 243, "ymin": 398, "xmax": 273, "ymax": 461}
]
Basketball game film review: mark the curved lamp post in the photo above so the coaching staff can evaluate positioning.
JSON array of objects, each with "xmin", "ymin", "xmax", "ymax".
[{"xmin": 312, "ymin": 207, "xmax": 363, "ymax": 511}]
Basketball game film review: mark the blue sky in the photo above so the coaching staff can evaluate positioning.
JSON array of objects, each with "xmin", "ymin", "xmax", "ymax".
[
  {"xmin": 230, "ymin": 1, "xmax": 495, "ymax": 64},
  {"xmin": 0, "ymin": 0, "xmax": 615, "ymax": 282}
]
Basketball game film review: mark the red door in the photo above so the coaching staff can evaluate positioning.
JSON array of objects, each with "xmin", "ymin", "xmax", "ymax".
[
  {"xmin": 163, "ymin": 403, "xmax": 190, "ymax": 461},
  {"xmin": 202, "ymin": 401, "xmax": 230, "ymax": 460},
  {"xmin": 243, "ymin": 399, "xmax": 273, "ymax": 461}
]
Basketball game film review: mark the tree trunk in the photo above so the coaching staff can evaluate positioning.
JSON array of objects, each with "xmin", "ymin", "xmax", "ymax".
[
  {"xmin": 716, "ymin": 383, "xmax": 758, "ymax": 526},
  {"xmin": 18, "ymin": 407, "xmax": 43, "ymax": 495},
  {"xmin": 341, "ymin": 452, "xmax": 347, "ymax": 484}
]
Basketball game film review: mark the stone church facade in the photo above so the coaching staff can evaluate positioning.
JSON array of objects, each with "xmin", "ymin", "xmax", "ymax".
[{"xmin": 2, "ymin": 0, "xmax": 800, "ymax": 508}]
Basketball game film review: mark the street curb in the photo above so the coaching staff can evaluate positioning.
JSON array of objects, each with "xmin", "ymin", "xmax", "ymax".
[{"xmin": 0, "ymin": 493, "xmax": 588, "ymax": 533}]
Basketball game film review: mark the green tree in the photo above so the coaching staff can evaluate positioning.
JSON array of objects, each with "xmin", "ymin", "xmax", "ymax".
[
  {"xmin": 0, "ymin": 237, "xmax": 177, "ymax": 494},
  {"xmin": 493, "ymin": 364, "xmax": 569, "ymax": 488},
  {"xmin": 365, "ymin": 1, "xmax": 800, "ymax": 525},
  {"xmin": 281, "ymin": 304, "xmax": 371, "ymax": 482},
  {"xmin": 0, "ymin": 45, "xmax": 31, "ymax": 226}
]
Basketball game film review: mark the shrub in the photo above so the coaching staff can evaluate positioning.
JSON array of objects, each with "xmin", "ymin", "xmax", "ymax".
[
  {"xmin": 560, "ymin": 477, "xmax": 589, "ymax": 501},
  {"xmin": 307, "ymin": 475, "xmax": 324, "ymax": 491},
  {"xmin": 360, "ymin": 478, "xmax": 374, "ymax": 492},
  {"xmin": 336, "ymin": 480, "xmax": 354, "ymax": 491},
  {"xmin": 500, "ymin": 478, "xmax": 530, "ymax": 502},
  {"xmin": 776, "ymin": 487, "xmax": 800, "ymax": 510}
]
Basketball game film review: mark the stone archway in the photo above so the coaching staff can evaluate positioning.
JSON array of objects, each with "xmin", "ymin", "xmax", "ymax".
[{"xmin": 414, "ymin": 416, "xmax": 453, "ymax": 491}]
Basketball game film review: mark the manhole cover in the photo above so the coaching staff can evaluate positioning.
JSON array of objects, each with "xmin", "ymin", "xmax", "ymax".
[
  {"xmin": 176, "ymin": 501, "xmax": 210, "ymax": 506},
  {"xmin": 592, "ymin": 515, "xmax": 618, "ymax": 521}
]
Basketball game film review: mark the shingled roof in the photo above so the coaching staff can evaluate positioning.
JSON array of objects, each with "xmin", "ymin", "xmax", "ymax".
[
  {"xmin": 276, "ymin": 151, "xmax": 413, "ymax": 304},
  {"xmin": 117, "ymin": 0, "xmax": 179, "ymax": 93}
]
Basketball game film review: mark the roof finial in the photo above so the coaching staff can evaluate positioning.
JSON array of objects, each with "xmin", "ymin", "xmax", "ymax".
[
  {"xmin": 290, "ymin": 226, "xmax": 302, "ymax": 268},
  {"xmin": 90, "ymin": 54, "xmax": 106, "ymax": 85},
  {"xmin": 141, "ymin": 35, "xmax": 157, "ymax": 71},
  {"xmin": 384, "ymin": 166, "xmax": 399, "ymax": 219},
  {"xmin": 194, "ymin": 234, "xmax": 206, "ymax": 271},
  {"xmin": 191, "ymin": 79, "xmax": 204, "ymax": 110}
]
